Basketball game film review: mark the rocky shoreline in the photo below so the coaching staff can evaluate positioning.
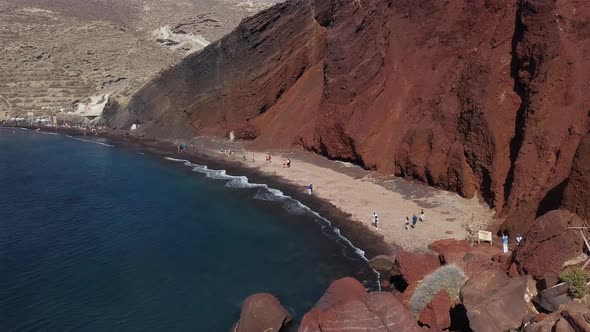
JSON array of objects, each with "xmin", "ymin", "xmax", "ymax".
[{"xmin": 235, "ymin": 212, "xmax": 590, "ymax": 332}]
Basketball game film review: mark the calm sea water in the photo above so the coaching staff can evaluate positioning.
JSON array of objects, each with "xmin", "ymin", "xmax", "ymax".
[{"xmin": 0, "ymin": 128, "xmax": 373, "ymax": 331}]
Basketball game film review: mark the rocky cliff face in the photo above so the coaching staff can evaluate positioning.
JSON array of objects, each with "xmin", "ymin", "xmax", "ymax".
[{"xmin": 105, "ymin": 0, "xmax": 590, "ymax": 233}]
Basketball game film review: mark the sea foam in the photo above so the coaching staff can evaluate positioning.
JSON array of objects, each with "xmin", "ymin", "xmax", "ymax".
[{"xmin": 163, "ymin": 157, "xmax": 374, "ymax": 265}]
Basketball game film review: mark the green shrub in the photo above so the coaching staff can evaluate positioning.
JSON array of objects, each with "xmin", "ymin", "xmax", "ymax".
[
  {"xmin": 409, "ymin": 265, "xmax": 466, "ymax": 314},
  {"xmin": 559, "ymin": 267, "xmax": 590, "ymax": 298}
]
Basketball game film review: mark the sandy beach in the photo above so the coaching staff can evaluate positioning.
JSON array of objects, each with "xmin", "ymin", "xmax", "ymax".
[{"xmin": 177, "ymin": 137, "xmax": 497, "ymax": 252}]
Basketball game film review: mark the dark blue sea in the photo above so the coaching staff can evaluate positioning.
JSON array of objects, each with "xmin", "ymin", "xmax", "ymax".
[{"xmin": 0, "ymin": 128, "xmax": 374, "ymax": 331}]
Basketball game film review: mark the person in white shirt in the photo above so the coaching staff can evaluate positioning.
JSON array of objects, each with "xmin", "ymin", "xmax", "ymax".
[{"xmin": 372, "ymin": 212, "xmax": 379, "ymax": 228}]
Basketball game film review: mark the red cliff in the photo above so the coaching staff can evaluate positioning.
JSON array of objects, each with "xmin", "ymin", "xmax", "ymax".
[{"xmin": 104, "ymin": 0, "xmax": 590, "ymax": 233}]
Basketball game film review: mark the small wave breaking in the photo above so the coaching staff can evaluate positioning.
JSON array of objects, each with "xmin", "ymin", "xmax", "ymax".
[
  {"xmin": 164, "ymin": 156, "xmax": 380, "ymax": 288},
  {"xmin": 65, "ymin": 135, "xmax": 114, "ymax": 147}
]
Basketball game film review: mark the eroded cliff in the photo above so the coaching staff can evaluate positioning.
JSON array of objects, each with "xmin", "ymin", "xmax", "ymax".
[{"xmin": 105, "ymin": 0, "xmax": 590, "ymax": 233}]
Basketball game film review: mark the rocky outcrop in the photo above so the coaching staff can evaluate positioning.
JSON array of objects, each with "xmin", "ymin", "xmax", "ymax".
[
  {"xmin": 509, "ymin": 210, "xmax": 586, "ymax": 279},
  {"xmin": 418, "ymin": 289, "xmax": 452, "ymax": 330},
  {"xmin": 298, "ymin": 277, "xmax": 421, "ymax": 332},
  {"xmin": 563, "ymin": 133, "xmax": 590, "ymax": 221},
  {"xmin": 103, "ymin": 0, "xmax": 590, "ymax": 234},
  {"xmin": 524, "ymin": 302, "xmax": 590, "ymax": 332},
  {"xmin": 234, "ymin": 293, "xmax": 292, "ymax": 332},
  {"xmin": 368, "ymin": 254, "xmax": 396, "ymax": 273},
  {"xmin": 460, "ymin": 269, "xmax": 538, "ymax": 332},
  {"xmin": 429, "ymin": 239, "xmax": 471, "ymax": 266},
  {"xmin": 533, "ymin": 282, "xmax": 573, "ymax": 313},
  {"xmin": 393, "ymin": 250, "xmax": 440, "ymax": 285}
]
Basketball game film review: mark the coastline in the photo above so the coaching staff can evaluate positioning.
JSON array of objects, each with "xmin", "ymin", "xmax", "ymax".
[
  {"xmin": 177, "ymin": 136, "xmax": 497, "ymax": 252},
  {"xmin": 2, "ymin": 124, "xmax": 496, "ymax": 255},
  {"xmin": 1, "ymin": 125, "xmax": 392, "ymax": 260}
]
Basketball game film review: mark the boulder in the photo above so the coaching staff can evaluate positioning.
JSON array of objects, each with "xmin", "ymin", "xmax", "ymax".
[
  {"xmin": 462, "ymin": 243, "xmax": 505, "ymax": 278},
  {"xmin": 368, "ymin": 254, "xmax": 396, "ymax": 273},
  {"xmin": 532, "ymin": 282, "xmax": 572, "ymax": 313},
  {"xmin": 562, "ymin": 133, "xmax": 590, "ymax": 221},
  {"xmin": 510, "ymin": 210, "xmax": 585, "ymax": 279},
  {"xmin": 537, "ymin": 274, "xmax": 560, "ymax": 291},
  {"xmin": 418, "ymin": 289, "xmax": 452, "ymax": 330},
  {"xmin": 314, "ymin": 277, "xmax": 366, "ymax": 310},
  {"xmin": 562, "ymin": 306, "xmax": 590, "ymax": 331},
  {"xmin": 429, "ymin": 239, "xmax": 471, "ymax": 266},
  {"xmin": 298, "ymin": 278, "xmax": 422, "ymax": 332},
  {"xmin": 394, "ymin": 250, "xmax": 440, "ymax": 284},
  {"xmin": 235, "ymin": 293, "xmax": 292, "ymax": 332},
  {"xmin": 555, "ymin": 318, "xmax": 576, "ymax": 332},
  {"xmin": 460, "ymin": 270, "xmax": 538, "ymax": 332},
  {"xmin": 525, "ymin": 302, "xmax": 590, "ymax": 332}
]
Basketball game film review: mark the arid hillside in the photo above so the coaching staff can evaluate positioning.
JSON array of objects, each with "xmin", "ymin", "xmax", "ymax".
[
  {"xmin": 0, "ymin": 0, "xmax": 280, "ymax": 118},
  {"xmin": 105, "ymin": 0, "xmax": 590, "ymax": 233}
]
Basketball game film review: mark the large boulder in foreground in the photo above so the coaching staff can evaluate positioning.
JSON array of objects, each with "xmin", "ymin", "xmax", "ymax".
[
  {"xmin": 510, "ymin": 210, "xmax": 585, "ymax": 279},
  {"xmin": 235, "ymin": 293, "xmax": 292, "ymax": 332},
  {"xmin": 460, "ymin": 270, "xmax": 538, "ymax": 332},
  {"xmin": 314, "ymin": 277, "xmax": 366, "ymax": 310},
  {"xmin": 418, "ymin": 289, "xmax": 452, "ymax": 330},
  {"xmin": 394, "ymin": 250, "xmax": 440, "ymax": 284},
  {"xmin": 298, "ymin": 278, "xmax": 421, "ymax": 332}
]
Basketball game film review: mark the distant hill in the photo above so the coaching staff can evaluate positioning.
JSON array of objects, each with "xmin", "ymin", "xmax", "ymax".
[{"xmin": 0, "ymin": 0, "xmax": 280, "ymax": 116}]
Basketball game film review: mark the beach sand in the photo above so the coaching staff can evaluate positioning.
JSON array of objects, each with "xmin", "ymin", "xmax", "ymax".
[{"xmin": 179, "ymin": 137, "xmax": 498, "ymax": 252}]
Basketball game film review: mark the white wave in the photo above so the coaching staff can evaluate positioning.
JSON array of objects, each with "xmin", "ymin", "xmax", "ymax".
[
  {"xmin": 164, "ymin": 157, "xmax": 189, "ymax": 162},
  {"xmin": 65, "ymin": 135, "xmax": 114, "ymax": 147},
  {"xmin": 163, "ymin": 154, "xmax": 380, "ymax": 290},
  {"xmin": 335, "ymin": 160, "xmax": 361, "ymax": 168},
  {"xmin": 38, "ymin": 131, "xmax": 59, "ymax": 136}
]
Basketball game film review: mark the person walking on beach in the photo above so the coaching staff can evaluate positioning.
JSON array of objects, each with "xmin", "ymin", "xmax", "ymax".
[
  {"xmin": 516, "ymin": 234, "xmax": 523, "ymax": 245},
  {"xmin": 372, "ymin": 212, "xmax": 379, "ymax": 228},
  {"xmin": 420, "ymin": 209, "xmax": 425, "ymax": 222},
  {"xmin": 412, "ymin": 214, "xmax": 418, "ymax": 228},
  {"xmin": 307, "ymin": 183, "xmax": 313, "ymax": 195},
  {"xmin": 286, "ymin": 159, "xmax": 291, "ymax": 168},
  {"xmin": 405, "ymin": 216, "xmax": 410, "ymax": 230},
  {"xmin": 502, "ymin": 232, "xmax": 509, "ymax": 254}
]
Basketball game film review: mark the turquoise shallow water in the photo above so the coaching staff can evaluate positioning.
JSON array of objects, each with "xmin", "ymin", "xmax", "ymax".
[{"xmin": 0, "ymin": 128, "xmax": 374, "ymax": 331}]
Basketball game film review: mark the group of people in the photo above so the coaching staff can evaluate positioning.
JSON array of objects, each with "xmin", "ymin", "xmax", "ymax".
[
  {"xmin": 404, "ymin": 209, "xmax": 426, "ymax": 230},
  {"xmin": 370, "ymin": 209, "xmax": 426, "ymax": 229},
  {"xmin": 502, "ymin": 232, "xmax": 524, "ymax": 253}
]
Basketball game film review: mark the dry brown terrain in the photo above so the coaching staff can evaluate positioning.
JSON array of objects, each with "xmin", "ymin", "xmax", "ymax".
[{"xmin": 0, "ymin": 0, "xmax": 281, "ymax": 118}]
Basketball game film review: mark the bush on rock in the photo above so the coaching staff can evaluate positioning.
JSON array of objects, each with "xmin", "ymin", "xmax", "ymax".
[
  {"xmin": 559, "ymin": 267, "xmax": 590, "ymax": 298},
  {"xmin": 409, "ymin": 265, "xmax": 466, "ymax": 313}
]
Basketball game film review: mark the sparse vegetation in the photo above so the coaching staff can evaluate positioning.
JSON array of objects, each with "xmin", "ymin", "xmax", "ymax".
[
  {"xmin": 559, "ymin": 267, "xmax": 590, "ymax": 298},
  {"xmin": 409, "ymin": 265, "xmax": 466, "ymax": 314}
]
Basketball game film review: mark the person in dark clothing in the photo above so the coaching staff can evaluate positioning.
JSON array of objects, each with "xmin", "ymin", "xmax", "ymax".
[{"xmin": 412, "ymin": 214, "xmax": 418, "ymax": 228}]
